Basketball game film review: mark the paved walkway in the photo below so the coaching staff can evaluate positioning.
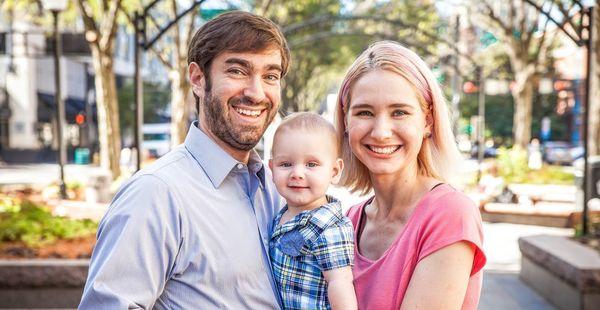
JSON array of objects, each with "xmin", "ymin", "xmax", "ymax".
[{"xmin": 480, "ymin": 222, "xmax": 572, "ymax": 309}]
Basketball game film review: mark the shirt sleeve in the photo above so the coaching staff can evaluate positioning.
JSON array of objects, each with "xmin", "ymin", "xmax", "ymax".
[
  {"xmin": 417, "ymin": 191, "xmax": 486, "ymax": 276},
  {"xmin": 79, "ymin": 174, "xmax": 182, "ymax": 309},
  {"xmin": 311, "ymin": 219, "xmax": 355, "ymax": 271}
]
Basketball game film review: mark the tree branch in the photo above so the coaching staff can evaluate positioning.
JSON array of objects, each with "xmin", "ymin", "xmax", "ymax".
[
  {"xmin": 481, "ymin": 1, "xmax": 514, "ymax": 41},
  {"xmin": 76, "ymin": 0, "xmax": 99, "ymax": 40},
  {"xmin": 170, "ymin": 0, "xmax": 181, "ymax": 55},
  {"xmin": 150, "ymin": 46, "xmax": 173, "ymax": 70},
  {"xmin": 99, "ymin": 0, "xmax": 122, "ymax": 52}
]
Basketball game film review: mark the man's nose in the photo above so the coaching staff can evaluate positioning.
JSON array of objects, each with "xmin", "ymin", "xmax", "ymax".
[{"xmin": 243, "ymin": 76, "xmax": 266, "ymax": 104}]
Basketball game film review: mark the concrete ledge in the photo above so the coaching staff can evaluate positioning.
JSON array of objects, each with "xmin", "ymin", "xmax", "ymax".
[
  {"xmin": 519, "ymin": 235, "xmax": 600, "ymax": 310},
  {"xmin": 482, "ymin": 210, "xmax": 570, "ymax": 227},
  {"xmin": 0, "ymin": 259, "xmax": 88, "ymax": 308}
]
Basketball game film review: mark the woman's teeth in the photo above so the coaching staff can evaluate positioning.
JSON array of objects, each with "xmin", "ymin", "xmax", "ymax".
[{"xmin": 368, "ymin": 145, "xmax": 400, "ymax": 154}]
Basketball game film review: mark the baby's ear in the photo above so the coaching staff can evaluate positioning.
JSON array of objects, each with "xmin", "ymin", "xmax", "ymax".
[
  {"xmin": 331, "ymin": 158, "xmax": 344, "ymax": 184},
  {"xmin": 268, "ymin": 159, "xmax": 274, "ymax": 171}
]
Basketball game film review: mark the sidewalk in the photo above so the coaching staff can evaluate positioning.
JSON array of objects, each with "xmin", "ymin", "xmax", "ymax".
[
  {"xmin": 479, "ymin": 222, "xmax": 572, "ymax": 309},
  {"xmin": 0, "ymin": 163, "xmax": 109, "ymax": 187}
]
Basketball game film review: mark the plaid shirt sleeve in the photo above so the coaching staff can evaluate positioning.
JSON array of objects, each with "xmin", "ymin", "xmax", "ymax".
[{"xmin": 311, "ymin": 218, "xmax": 355, "ymax": 271}]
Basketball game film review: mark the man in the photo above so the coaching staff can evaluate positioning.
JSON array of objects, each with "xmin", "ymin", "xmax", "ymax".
[{"xmin": 79, "ymin": 11, "xmax": 290, "ymax": 309}]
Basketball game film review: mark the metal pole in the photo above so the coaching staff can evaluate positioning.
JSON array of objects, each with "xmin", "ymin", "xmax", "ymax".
[
  {"xmin": 477, "ymin": 65, "xmax": 485, "ymax": 182},
  {"xmin": 134, "ymin": 12, "xmax": 144, "ymax": 171},
  {"xmin": 53, "ymin": 10, "xmax": 67, "ymax": 199},
  {"xmin": 451, "ymin": 15, "xmax": 461, "ymax": 135},
  {"xmin": 582, "ymin": 7, "xmax": 594, "ymax": 235}
]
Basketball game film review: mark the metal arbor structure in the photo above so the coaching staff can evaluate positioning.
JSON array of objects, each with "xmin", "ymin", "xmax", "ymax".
[
  {"xmin": 131, "ymin": 0, "xmax": 206, "ymax": 171},
  {"xmin": 523, "ymin": 0, "xmax": 595, "ymax": 235}
]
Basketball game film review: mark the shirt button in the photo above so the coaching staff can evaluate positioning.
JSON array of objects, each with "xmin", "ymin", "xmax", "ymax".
[{"xmin": 237, "ymin": 163, "xmax": 244, "ymax": 169}]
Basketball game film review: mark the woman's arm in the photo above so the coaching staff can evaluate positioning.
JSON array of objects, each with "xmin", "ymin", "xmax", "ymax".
[
  {"xmin": 400, "ymin": 241, "xmax": 475, "ymax": 310},
  {"xmin": 323, "ymin": 266, "xmax": 358, "ymax": 310}
]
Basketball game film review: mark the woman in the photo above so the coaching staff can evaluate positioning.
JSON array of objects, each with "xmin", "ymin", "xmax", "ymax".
[{"xmin": 335, "ymin": 41, "xmax": 486, "ymax": 309}]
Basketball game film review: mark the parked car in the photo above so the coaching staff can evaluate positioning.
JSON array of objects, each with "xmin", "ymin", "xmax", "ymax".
[
  {"xmin": 142, "ymin": 123, "xmax": 171, "ymax": 158},
  {"xmin": 470, "ymin": 141, "xmax": 498, "ymax": 159},
  {"xmin": 542, "ymin": 141, "xmax": 583, "ymax": 165}
]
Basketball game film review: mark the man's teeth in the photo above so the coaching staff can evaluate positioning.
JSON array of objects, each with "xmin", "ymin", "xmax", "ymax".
[
  {"xmin": 369, "ymin": 145, "xmax": 399, "ymax": 154},
  {"xmin": 235, "ymin": 108, "xmax": 262, "ymax": 117}
]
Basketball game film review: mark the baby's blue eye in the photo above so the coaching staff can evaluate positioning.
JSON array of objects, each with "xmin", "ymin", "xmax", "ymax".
[
  {"xmin": 307, "ymin": 162, "xmax": 318, "ymax": 168},
  {"xmin": 279, "ymin": 162, "xmax": 292, "ymax": 167}
]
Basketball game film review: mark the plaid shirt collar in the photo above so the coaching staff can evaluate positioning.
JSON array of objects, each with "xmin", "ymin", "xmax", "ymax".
[{"xmin": 271, "ymin": 196, "xmax": 343, "ymax": 239}]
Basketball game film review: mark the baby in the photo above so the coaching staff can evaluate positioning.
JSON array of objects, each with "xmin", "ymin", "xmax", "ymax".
[{"xmin": 268, "ymin": 112, "xmax": 357, "ymax": 310}]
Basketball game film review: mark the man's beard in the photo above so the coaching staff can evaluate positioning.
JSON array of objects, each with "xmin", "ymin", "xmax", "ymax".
[{"xmin": 202, "ymin": 90, "xmax": 276, "ymax": 151}]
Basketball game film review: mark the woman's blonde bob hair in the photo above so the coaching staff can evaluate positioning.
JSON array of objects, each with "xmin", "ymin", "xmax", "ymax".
[{"xmin": 335, "ymin": 41, "xmax": 462, "ymax": 194}]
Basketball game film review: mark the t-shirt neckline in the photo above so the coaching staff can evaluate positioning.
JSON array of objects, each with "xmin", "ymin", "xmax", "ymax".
[{"xmin": 354, "ymin": 183, "xmax": 447, "ymax": 264}]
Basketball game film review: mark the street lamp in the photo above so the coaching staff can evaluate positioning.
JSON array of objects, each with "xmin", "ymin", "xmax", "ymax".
[{"xmin": 43, "ymin": 0, "xmax": 68, "ymax": 199}]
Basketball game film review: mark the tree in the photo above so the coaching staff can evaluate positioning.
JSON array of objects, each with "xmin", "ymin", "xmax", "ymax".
[
  {"xmin": 591, "ymin": 1, "xmax": 599, "ymax": 155},
  {"xmin": 144, "ymin": 1, "xmax": 198, "ymax": 146},
  {"xmin": 473, "ymin": 0, "xmax": 558, "ymax": 147},
  {"xmin": 256, "ymin": 0, "xmax": 443, "ymax": 114},
  {"xmin": 75, "ymin": 0, "xmax": 136, "ymax": 178}
]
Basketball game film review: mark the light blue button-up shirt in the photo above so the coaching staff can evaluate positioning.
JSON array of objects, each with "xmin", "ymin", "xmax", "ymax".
[{"xmin": 79, "ymin": 121, "xmax": 283, "ymax": 309}]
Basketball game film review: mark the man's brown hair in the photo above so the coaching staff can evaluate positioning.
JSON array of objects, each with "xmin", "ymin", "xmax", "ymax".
[{"xmin": 188, "ymin": 11, "xmax": 291, "ymax": 111}]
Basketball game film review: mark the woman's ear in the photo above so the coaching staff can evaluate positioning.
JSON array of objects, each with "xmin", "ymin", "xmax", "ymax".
[
  {"xmin": 424, "ymin": 109, "xmax": 434, "ymax": 138},
  {"xmin": 331, "ymin": 158, "xmax": 344, "ymax": 184}
]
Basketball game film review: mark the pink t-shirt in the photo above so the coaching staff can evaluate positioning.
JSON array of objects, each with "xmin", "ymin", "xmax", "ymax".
[{"xmin": 346, "ymin": 184, "xmax": 486, "ymax": 310}]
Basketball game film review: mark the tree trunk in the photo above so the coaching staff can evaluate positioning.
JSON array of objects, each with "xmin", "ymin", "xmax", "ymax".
[
  {"xmin": 590, "ymin": 6, "xmax": 600, "ymax": 156},
  {"xmin": 511, "ymin": 70, "xmax": 535, "ymax": 148},
  {"xmin": 169, "ymin": 61, "xmax": 191, "ymax": 147},
  {"xmin": 91, "ymin": 45, "xmax": 121, "ymax": 178}
]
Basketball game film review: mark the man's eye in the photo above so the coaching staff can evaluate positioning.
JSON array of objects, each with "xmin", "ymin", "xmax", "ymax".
[
  {"xmin": 265, "ymin": 74, "xmax": 280, "ymax": 81},
  {"xmin": 228, "ymin": 68, "xmax": 244, "ymax": 75},
  {"xmin": 307, "ymin": 162, "xmax": 318, "ymax": 168}
]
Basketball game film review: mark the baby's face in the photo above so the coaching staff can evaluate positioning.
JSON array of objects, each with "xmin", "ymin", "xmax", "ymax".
[{"xmin": 269, "ymin": 129, "xmax": 342, "ymax": 210}]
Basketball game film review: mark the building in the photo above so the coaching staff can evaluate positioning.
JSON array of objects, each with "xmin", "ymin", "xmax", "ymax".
[{"xmin": 0, "ymin": 12, "xmax": 147, "ymax": 163}]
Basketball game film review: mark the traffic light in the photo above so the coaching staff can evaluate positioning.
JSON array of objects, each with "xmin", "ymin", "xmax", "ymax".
[{"xmin": 75, "ymin": 113, "xmax": 85, "ymax": 125}]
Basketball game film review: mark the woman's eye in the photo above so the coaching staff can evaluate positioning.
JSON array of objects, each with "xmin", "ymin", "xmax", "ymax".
[
  {"xmin": 392, "ymin": 110, "xmax": 407, "ymax": 117},
  {"xmin": 307, "ymin": 162, "xmax": 318, "ymax": 168},
  {"xmin": 356, "ymin": 110, "xmax": 373, "ymax": 116}
]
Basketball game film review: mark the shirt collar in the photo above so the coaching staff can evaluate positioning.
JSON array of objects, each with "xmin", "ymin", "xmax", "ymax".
[
  {"xmin": 184, "ymin": 121, "xmax": 266, "ymax": 188},
  {"xmin": 271, "ymin": 196, "xmax": 342, "ymax": 239}
]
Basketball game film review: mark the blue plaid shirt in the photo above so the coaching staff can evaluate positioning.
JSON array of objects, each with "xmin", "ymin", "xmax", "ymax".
[{"xmin": 269, "ymin": 196, "xmax": 354, "ymax": 310}]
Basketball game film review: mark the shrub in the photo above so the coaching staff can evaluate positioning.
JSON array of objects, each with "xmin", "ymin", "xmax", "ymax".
[
  {"xmin": 495, "ymin": 147, "xmax": 574, "ymax": 185},
  {"xmin": 0, "ymin": 194, "xmax": 97, "ymax": 247}
]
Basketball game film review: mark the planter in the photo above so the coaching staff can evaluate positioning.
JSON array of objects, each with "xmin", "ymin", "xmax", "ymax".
[
  {"xmin": 519, "ymin": 235, "xmax": 600, "ymax": 310},
  {"xmin": 0, "ymin": 259, "xmax": 88, "ymax": 308}
]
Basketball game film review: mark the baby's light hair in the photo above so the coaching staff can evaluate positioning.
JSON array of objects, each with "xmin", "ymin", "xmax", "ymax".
[{"xmin": 272, "ymin": 112, "xmax": 339, "ymax": 157}]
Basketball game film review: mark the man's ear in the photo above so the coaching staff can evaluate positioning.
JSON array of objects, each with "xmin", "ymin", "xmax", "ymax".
[
  {"xmin": 189, "ymin": 62, "xmax": 205, "ymax": 96},
  {"xmin": 331, "ymin": 158, "xmax": 344, "ymax": 185}
]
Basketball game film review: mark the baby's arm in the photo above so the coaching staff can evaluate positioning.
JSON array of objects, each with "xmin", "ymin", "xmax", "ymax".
[{"xmin": 323, "ymin": 267, "xmax": 357, "ymax": 310}]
